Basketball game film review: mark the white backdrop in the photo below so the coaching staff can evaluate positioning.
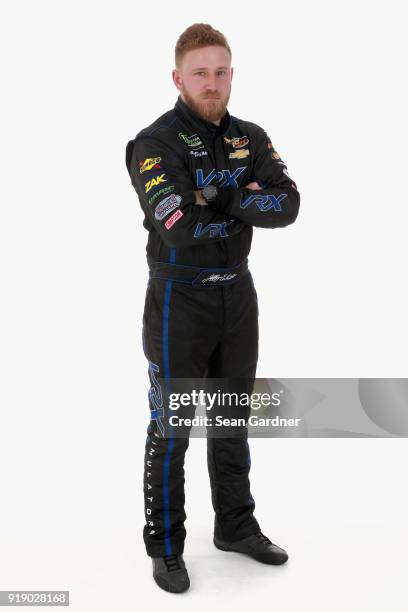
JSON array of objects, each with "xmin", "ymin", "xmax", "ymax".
[{"xmin": 1, "ymin": 1, "xmax": 407, "ymax": 610}]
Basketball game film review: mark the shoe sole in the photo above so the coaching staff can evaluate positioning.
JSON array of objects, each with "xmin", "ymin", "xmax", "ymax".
[
  {"xmin": 213, "ymin": 538, "xmax": 233, "ymax": 552},
  {"xmin": 213, "ymin": 537, "xmax": 289, "ymax": 565}
]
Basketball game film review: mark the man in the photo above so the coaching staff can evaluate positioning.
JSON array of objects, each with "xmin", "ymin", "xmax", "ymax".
[{"xmin": 126, "ymin": 23, "xmax": 300, "ymax": 593}]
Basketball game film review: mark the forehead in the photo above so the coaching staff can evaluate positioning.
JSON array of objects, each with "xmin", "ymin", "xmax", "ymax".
[{"xmin": 181, "ymin": 45, "xmax": 231, "ymax": 71}]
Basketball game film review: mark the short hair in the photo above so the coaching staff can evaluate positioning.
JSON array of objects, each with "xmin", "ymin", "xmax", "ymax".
[{"xmin": 175, "ymin": 23, "xmax": 232, "ymax": 68}]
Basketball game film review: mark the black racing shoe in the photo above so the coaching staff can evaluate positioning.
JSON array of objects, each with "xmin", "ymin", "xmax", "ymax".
[
  {"xmin": 152, "ymin": 553, "xmax": 190, "ymax": 593},
  {"xmin": 214, "ymin": 531, "xmax": 289, "ymax": 565}
]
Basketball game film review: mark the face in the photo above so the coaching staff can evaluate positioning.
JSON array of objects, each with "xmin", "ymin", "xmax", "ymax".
[{"xmin": 173, "ymin": 45, "xmax": 233, "ymax": 124}]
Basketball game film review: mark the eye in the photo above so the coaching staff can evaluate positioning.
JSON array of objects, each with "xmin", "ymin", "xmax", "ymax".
[
  {"xmin": 217, "ymin": 70, "xmax": 227, "ymax": 76},
  {"xmin": 195, "ymin": 71, "xmax": 206, "ymax": 76}
]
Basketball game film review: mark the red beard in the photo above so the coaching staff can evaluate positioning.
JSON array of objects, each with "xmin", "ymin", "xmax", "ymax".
[{"xmin": 181, "ymin": 87, "xmax": 231, "ymax": 123}]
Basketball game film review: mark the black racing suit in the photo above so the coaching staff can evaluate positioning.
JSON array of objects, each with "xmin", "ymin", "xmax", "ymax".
[{"xmin": 126, "ymin": 95, "xmax": 300, "ymax": 557}]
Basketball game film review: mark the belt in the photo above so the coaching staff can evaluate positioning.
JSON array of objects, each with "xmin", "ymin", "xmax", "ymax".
[{"xmin": 147, "ymin": 257, "xmax": 249, "ymax": 288}]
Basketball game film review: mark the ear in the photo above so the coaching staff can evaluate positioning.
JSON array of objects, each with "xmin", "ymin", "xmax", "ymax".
[
  {"xmin": 172, "ymin": 69, "xmax": 182, "ymax": 91},
  {"xmin": 230, "ymin": 67, "xmax": 234, "ymax": 82}
]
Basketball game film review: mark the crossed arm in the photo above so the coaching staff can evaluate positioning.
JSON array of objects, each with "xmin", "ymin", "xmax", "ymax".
[{"xmin": 126, "ymin": 128, "xmax": 300, "ymax": 248}]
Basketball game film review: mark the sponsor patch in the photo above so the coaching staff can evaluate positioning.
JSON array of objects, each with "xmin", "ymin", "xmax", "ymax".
[
  {"xmin": 190, "ymin": 150, "xmax": 208, "ymax": 157},
  {"xmin": 229, "ymin": 148, "xmax": 250, "ymax": 160},
  {"xmin": 178, "ymin": 132, "xmax": 204, "ymax": 149},
  {"xmin": 165, "ymin": 209, "xmax": 183, "ymax": 230},
  {"xmin": 224, "ymin": 135, "xmax": 249, "ymax": 149},
  {"xmin": 145, "ymin": 173, "xmax": 167, "ymax": 193},
  {"xmin": 139, "ymin": 157, "xmax": 161, "ymax": 174},
  {"xmin": 148, "ymin": 185, "xmax": 174, "ymax": 205},
  {"xmin": 154, "ymin": 194, "xmax": 182, "ymax": 220},
  {"xmin": 267, "ymin": 142, "xmax": 282, "ymax": 160}
]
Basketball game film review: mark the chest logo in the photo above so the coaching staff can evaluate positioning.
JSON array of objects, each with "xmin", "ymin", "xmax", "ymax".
[
  {"xmin": 229, "ymin": 149, "xmax": 250, "ymax": 160},
  {"xmin": 196, "ymin": 167, "xmax": 246, "ymax": 188},
  {"xmin": 178, "ymin": 132, "xmax": 204, "ymax": 150},
  {"xmin": 224, "ymin": 135, "xmax": 249, "ymax": 149},
  {"xmin": 190, "ymin": 150, "xmax": 208, "ymax": 157}
]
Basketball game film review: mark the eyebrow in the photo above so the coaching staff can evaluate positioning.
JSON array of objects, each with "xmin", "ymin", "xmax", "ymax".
[{"xmin": 193, "ymin": 66, "xmax": 229, "ymax": 71}]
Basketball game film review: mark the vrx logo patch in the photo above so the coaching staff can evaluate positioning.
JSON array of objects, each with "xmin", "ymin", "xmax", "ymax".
[
  {"xmin": 241, "ymin": 193, "xmax": 288, "ymax": 212},
  {"xmin": 196, "ymin": 167, "xmax": 246, "ymax": 188},
  {"xmin": 194, "ymin": 220, "xmax": 234, "ymax": 239},
  {"xmin": 147, "ymin": 360, "xmax": 165, "ymax": 435}
]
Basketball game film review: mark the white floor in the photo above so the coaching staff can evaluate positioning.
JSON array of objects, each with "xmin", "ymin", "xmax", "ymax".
[
  {"xmin": 1, "ymin": 439, "xmax": 407, "ymax": 611},
  {"xmin": 1, "ymin": 524, "xmax": 407, "ymax": 611}
]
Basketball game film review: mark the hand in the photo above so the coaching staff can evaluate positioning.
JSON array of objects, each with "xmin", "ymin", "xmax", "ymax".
[
  {"xmin": 245, "ymin": 181, "xmax": 261, "ymax": 190},
  {"xmin": 194, "ymin": 190, "xmax": 207, "ymax": 206}
]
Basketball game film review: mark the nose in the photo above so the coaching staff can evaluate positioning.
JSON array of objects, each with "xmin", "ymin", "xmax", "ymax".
[{"xmin": 204, "ymin": 74, "xmax": 217, "ymax": 93}]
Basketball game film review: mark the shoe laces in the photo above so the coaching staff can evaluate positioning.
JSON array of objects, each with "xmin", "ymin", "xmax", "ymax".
[
  {"xmin": 164, "ymin": 554, "xmax": 181, "ymax": 572},
  {"xmin": 256, "ymin": 531, "xmax": 272, "ymax": 546}
]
